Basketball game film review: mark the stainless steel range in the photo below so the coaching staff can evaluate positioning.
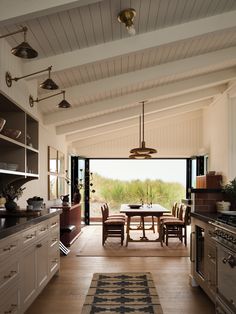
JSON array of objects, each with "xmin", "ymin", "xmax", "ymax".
[{"xmin": 209, "ymin": 212, "xmax": 236, "ymax": 314}]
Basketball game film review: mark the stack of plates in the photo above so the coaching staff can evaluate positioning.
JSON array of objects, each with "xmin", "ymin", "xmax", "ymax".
[{"xmin": 7, "ymin": 163, "xmax": 18, "ymax": 171}]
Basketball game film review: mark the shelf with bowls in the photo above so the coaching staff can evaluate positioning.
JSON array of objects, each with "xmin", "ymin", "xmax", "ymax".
[{"xmin": 0, "ymin": 93, "xmax": 39, "ymax": 188}]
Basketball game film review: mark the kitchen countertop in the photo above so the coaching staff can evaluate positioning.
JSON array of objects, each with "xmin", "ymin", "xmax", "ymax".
[
  {"xmin": 0, "ymin": 208, "xmax": 62, "ymax": 240},
  {"xmin": 191, "ymin": 211, "xmax": 220, "ymax": 223}
]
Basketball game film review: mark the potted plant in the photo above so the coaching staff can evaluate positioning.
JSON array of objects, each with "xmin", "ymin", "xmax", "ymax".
[
  {"xmin": 222, "ymin": 178, "xmax": 236, "ymax": 210},
  {"xmin": 2, "ymin": 185, "xmax": 25, "ymax": 211}
]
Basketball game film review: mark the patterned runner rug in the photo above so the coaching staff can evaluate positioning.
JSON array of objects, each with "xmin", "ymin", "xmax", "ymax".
[{"xmin": 82, "ymin": 272, "xmax": 163, "ymax": 314}]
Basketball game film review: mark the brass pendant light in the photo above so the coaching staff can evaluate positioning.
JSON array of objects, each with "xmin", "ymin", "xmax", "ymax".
[
  {"xmin": 0, "ymin": 26, "xmax": 38, "ymax": 59},
  {"xmin": 129, "ymin": 101, "xmax": 157, "ymax": 159}
]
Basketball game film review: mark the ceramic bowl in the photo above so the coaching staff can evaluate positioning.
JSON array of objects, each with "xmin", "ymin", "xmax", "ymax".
[
  {"xmin": 0, "ymin": 118, "xmax": 6, "ymax": 132},
  {"xmin": 2, "ymin": 128, "xmax": 21, "ymax": 140}
]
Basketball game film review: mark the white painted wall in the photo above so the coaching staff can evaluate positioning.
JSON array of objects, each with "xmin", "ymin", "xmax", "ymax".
[
  {"xmin": 0, "ymin": 38, "xmax": 68, "ymax": 208},
  {"xmin": 202, "ymin": 94, "xmax": 229, "ymax": 182},
  {"xmin": 75, "ymin": 110, "xmax": 203, "ymax": 158}
]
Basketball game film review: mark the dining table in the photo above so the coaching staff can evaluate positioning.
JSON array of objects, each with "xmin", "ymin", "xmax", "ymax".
[{"xmin": 120, "ymin": 204, "xmax": 170, "ymax": 246}]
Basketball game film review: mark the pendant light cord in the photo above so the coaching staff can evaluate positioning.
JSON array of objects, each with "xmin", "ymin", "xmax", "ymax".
[{"xmin": 142, "ymin": 101, "xmax": 144, "ymax": 143}]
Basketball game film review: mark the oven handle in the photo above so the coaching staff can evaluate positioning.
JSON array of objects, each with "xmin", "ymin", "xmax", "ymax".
[{"xmin": 190, "ymin": 231, "xmax": 195, "ymax": 262}]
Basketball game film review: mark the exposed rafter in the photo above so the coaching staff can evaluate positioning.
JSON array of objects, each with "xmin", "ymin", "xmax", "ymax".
[
  {"xmin": 0, "ymin": 0, "xmax": 102, "ymax": 26},
  {"xmin": 71, "ymin": 106, "xmax": 206, "ymax": 148},
  {"xmin": 43, "ymin": 66, "xmax": 236, "ymax": 126},
  {"xmin": 66, "ymin": 99, "xmax": 212, "ymax": 142},
  {"xmin": 22, "ymin": 10, "xmax": 236, "ymax": 75},
  {"xmin": 58, "ymin": 85, "xmax": 224, "ymax": 135}
]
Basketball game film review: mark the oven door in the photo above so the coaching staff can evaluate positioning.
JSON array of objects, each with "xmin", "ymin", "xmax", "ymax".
[{"xmin": 217, "ymin": 243, "xmax": 236, "ymax": 312}]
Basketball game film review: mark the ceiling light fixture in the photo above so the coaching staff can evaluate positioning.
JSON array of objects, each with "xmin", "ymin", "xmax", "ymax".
[
  {"xmin": 5, "ymin": 66, "xmax": 58, "ymax": 90},
  {"xmin": 117, "ymin": 8, "xmax": 136, "ymax": 36},
  {"xmin": 129, "ymin": 101, "xmax": 157, "ymax": 159},
  {"xmin": 0, "ymin": 26, "xmax": 38, "ymax": 59},
  {"xmin": 29, "ymin": 90, "xmax": 71, "ymax": 108}
]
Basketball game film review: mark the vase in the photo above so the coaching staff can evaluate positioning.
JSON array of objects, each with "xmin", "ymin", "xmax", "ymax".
[
  {"xmin": 5, "ymin": 200, "xmax": 18, "ymax": 211},
  {"xmin": 73, "ymin": 190, "xmax": 81, "ymax": 204}
]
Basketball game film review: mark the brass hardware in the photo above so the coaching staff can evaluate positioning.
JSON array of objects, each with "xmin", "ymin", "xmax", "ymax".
[
  {"xmin": 29, "ymin": 90, "xmax": 70, "ymax": 108},
  {"xmin": 0, "ymin": 26, "xmax": 38, "ymax": 59},
  {"xmin": 117, "ymin": 8, "xmax": 136, "ymax": 36},
  {"xmin": 129, "ymin": 101, "xmax": 157, "ymax": 159},
  {"xmin": 36, "ymin": 243, "xmax": 42, "ymax": 248},
  {"xmin": 6, "ymin": 66, "xmax": 58, "ymax": 90}
]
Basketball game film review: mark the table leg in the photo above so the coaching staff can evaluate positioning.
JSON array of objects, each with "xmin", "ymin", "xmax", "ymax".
[
  {"xmin": 126, "ymin": 216, "xmax": 131, "ymax": 246},
  {"xmin": 140, "ymin": 216, "xmax": 148, "ymax": 241}
]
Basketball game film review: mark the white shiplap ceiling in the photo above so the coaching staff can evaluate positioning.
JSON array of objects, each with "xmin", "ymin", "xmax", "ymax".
[{"xmin": 1, "ymin": 0, "xmax": 236, "ymax": 157}]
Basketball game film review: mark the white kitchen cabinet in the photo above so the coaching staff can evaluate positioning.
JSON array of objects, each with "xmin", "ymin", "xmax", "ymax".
[{"xmin": 0, "ymin": 213, "xmax": 60, "ymax": 313}]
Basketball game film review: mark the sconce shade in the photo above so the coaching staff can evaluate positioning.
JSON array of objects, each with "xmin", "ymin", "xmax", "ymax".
[
  {"xmin": 11, "ymin": 41, "xmax": 38, "ymax": 59},
  {"xmin": 58, "ymin": 99, "xmax": 71, "ymax": 109},
  {"xmin": 40, "ymin": 78, "xmax": 58, "ymax": 90}
]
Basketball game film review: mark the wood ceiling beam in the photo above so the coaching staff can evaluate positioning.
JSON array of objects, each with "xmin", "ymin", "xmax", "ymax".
[
  {"xmin": 71, "ymin": 104, "xmax": 207, "ymax": 148},
  {"xmin": 23, "ymin": 10, "xmax": 236, "ymax": 75},
  {"xmin": 43, "ymin": 65, "xmax": 236, "ymax": 126},
  {"xmin": 57, "ymin": 85, "xmax": 223, "ymax": 135},
  {"xmin": 66, "ymin": 99, "xmax": 211, "ymax": 142},
  {"xmin": 0, "ymin": 0, "xmax": 102, "ymax": 26}
]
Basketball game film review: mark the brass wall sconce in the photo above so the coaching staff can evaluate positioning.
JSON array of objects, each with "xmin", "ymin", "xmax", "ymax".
[
  {"xmin": 129, "ymin": 101, "xmax": 157, "ymax": 159},
  {"xmin": 118, "ymin": 8, "xmax": 136, "ymax": 36},
  {"xmin": 5, "ymin": 65, "xmax": 58, "ymax": 90},
  {"xmin": 29, "ymin": 90, "xmax": 71, "ymax": 108},
  {"xmin": 0, "ymin": 26, "xmax": 38, "ymax": 59}
]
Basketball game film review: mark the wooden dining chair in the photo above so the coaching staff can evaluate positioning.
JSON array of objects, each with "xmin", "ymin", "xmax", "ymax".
[
  {"xmin": 160, "ymin": 205, "xmax": 190, "ymax": 246},
  {"xmin": 101, "ymin": 205, "xmax": 125, "ymax": 245},
  {"xmin": 104, "ymin": 203, "xmax": 126, "ymax": 220}
]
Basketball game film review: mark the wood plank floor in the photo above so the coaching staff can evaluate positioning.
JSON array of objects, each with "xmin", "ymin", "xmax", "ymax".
[{"xmin": 26, "ymin": 225, "xmax": 215, "ymax": 314}]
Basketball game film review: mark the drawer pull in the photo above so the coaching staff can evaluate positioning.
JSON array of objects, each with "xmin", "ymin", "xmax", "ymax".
[
  {"xmin": 26, "ymin": 235, "xmax": 34, "ymax": 239},
  {"xmin": 4, "ymin": 304, "xmax": 17, "ymax": 314},
  {"xmin": 52, "ymin": 238, "xmax": 58, "ymax": 242},
  {"xmin": 51, "ymin": 222, "xmax": 58, "ymax": 227},
  {"xmin": 52, "ymin": 258, "xmax": 58, "ymax": 263},
  {"xmin": 40, "ymin": 227, "xmax": 47, "ymax": 231},
  {"xmin": 36, "ymin": 243, "xmax": 42, "ymax": 248},
  {"xmin": 10, "ymin": 244, "xmax": 16, "ymax": 248},
  {"xmin": 4, "ymin": 270, "xmax": 17, "ymax": 279},
  {"xmin": 3, "ymin": 247, "xmax": 11, "ymax": 251}
]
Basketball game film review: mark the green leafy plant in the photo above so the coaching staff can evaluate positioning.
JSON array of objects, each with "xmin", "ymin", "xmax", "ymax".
[{"xmin": 222, "ymin": 178, "xmax": 236, "ymax": 200}]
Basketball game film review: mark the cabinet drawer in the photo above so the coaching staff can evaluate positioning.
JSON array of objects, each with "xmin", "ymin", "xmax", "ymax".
[
  {"xmin": 0, "ymin": 259, "xmax": 20, "ymax": 293},
  {"xmin": 22, "ymin": 227, "xmax": 37, "ymax": 247},
  {"xmin": 49, "ymin": 216, "xmax": 59, "ymax": 230},
  {"xmin": 49, "ymin": 246, "xmax": 60, "ymax": 275},
  {"xmin": 50, "ymin": 229, "xmax": 59, "ymax": 248},
  {"xmin": 0, "ymin": 235, "xmax": 21, "ymax": 262},
  {"xmin": 0, "ymin": 283, "xmax": 20, "ymax": 314},
  {"xmin": 37, "ymin": 221, "xmax": 49, "ymax": 238}
]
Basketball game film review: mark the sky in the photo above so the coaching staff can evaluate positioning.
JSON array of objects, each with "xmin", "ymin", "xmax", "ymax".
[{"xmin": 90, "ymin": 159, "xmax": 186, "ymax": 186}]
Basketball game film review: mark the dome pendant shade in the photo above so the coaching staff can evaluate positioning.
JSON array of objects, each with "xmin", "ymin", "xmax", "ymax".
[
  {"xmin": 40, "ymin": 78, "xmax": 58, "ymax": 90},
  {"xmin": 129, "ymin": 153, "xmax": 151, "ymax": 159},
  {"xmin": 130, "ymin": 141, "xmax": 157, "ymax": 155},
  {"xmin": 11, "ymin": 41, "xmax": 38, "ymax": 59}
]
